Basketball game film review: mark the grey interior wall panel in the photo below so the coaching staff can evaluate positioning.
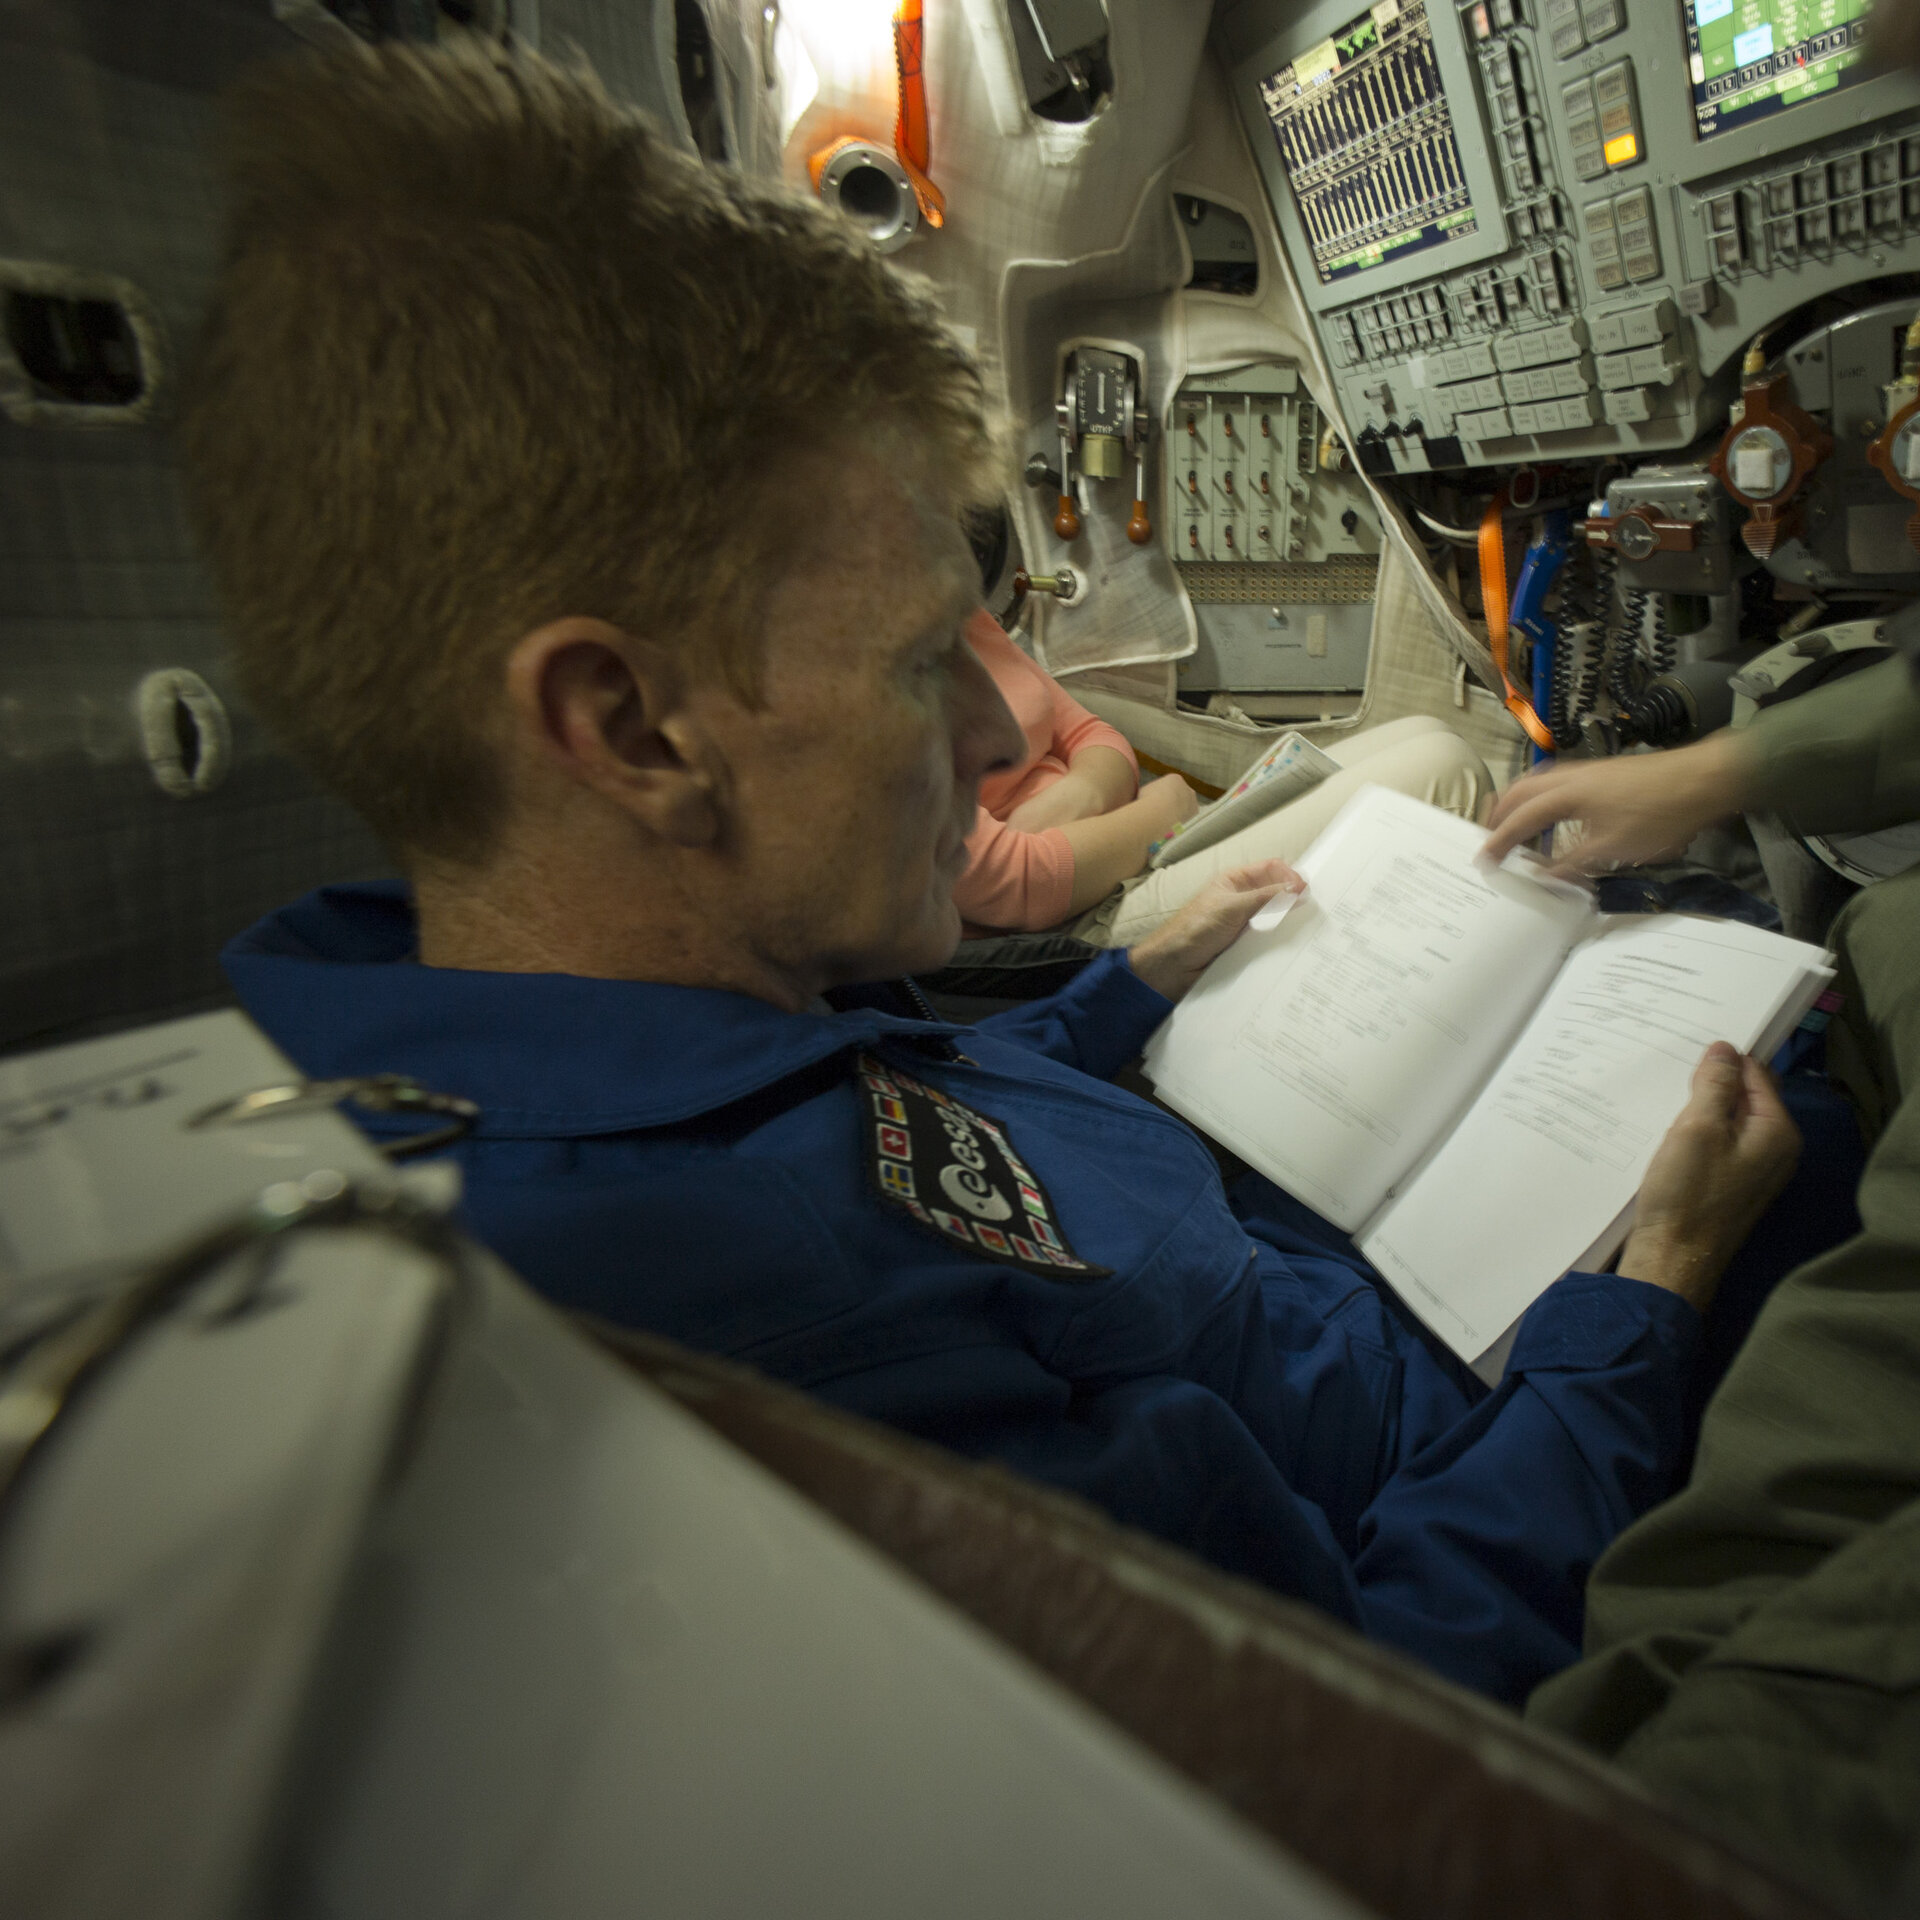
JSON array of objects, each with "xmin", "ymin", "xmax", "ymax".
[
  {"xmin": 0, "ymin": 0, "xmax": 774, "ymax": 1056},
  {"xmin": 0, "ymin": 1, "xmax": 391, "ymax": 1054}
]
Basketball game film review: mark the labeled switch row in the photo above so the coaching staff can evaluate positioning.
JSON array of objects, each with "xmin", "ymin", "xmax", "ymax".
[
  {"xmin": 1543, "ymin": 0, "xmax": 1624, "ymax": 61},
  {"xmin": 1451, "ymin": 392, "xmax": 1599, "ymax": 442},
  {"xmin": 1564, "ymin": 59, "xmax": 1642, "ymax": 181},
  {"xmin": 1583, "ymin": 185, "xmax": 1660, "ymax": 292},
  {"xmin": 1492, "ymin": 319, "xmax": 1588, "ymax": 370},
  {"xmin": 1595, "ymin": 342, "xmax": 1680, "ymax": 389},
  {"xmin": 1588, "ymin": 299, "xmax": 1673, "ymax": 355},
  {"xmin": 1701, "ymin": 138, "xmax": 1920, "ymax": 277},
  {"xmin": 1508, "ymin": 393, "xmax": 1599, "ymax": 434},
  {"xmin": 1330, "ymin": 287, "xmax": 1456, "ymax": 365}
]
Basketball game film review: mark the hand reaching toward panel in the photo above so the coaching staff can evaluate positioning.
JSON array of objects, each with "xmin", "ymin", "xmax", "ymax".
[{"xmin": 1482, "ymin": 731, "xmax": 1756, "ymax": 876}]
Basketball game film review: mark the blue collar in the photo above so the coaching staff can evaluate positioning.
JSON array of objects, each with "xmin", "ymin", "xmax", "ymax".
[{"xmin": 221, "ymin": 879, "xmax": 972, "ymax": 1138}]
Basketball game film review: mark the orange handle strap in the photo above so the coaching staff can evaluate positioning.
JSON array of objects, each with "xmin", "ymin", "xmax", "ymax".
[
  {"xmin": 1478, "ymin": 490, "xmax": 1556, "ymax": 751},
  {"xmin": 892, "ymin": 1, "xmax": 946, "ymax": 228}
]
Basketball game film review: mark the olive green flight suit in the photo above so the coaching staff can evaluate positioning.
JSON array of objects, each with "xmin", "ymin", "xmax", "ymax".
[{"xmin": 1529, "ymin": 658, "xmax": 1920, "ymax": 1912}]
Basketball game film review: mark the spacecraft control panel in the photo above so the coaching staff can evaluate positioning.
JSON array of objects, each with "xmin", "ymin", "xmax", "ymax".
[
  {"xmin": 1031, "ymin": 343, "xmax": 1381, "ymax": 698},
  {"xmin": 1169, "ymin": 363, "xmax": 1381, "ymax": 695},
  {"xmin": 1215, "ymin": 0, "xmax": 1920, "ymax": 472}
]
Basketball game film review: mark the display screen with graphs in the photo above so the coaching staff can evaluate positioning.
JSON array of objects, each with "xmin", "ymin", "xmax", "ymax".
[
  {"xmin": 1686, "ymin": 0, "xmax": 1873, "ymax": 138},
  {"xmin": 1257, "ymin": 0, "xmax": 1476, "ymax": 286}
]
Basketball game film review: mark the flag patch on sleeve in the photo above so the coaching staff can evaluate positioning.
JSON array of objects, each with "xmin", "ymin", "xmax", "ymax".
[{"xmin": 854, "ymin": 1052, "xmax": 1108, "ymax": 1280}]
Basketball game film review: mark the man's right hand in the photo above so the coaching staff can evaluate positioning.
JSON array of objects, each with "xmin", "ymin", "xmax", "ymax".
[
  {"xmin": 1616, "ymin": 1042, "xmax": 1801, "ymax": 1313},
  {"xmin": 1483, "ymin": 729, "xmax": 1755, "ymax": 874}
]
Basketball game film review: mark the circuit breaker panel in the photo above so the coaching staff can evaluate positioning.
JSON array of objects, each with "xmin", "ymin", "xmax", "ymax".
[{"xmin": 1169, "ymin": 363, "xmax": 1378, "ymax": 695}]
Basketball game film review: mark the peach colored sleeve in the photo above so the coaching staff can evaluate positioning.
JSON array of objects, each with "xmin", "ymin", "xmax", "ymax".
[
  {"xmin": 950, "ymin": 804, "xmax": 1075, "ymax": 932},
  {"xmin": 1046, "ymin": 678, "xmax": 1138, "ymax": 785}
]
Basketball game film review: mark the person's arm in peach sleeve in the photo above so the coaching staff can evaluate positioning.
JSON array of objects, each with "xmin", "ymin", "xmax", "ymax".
[
  {"xmin": 952, "ymin": 805, "xmax": 1077, "ymax": 932},
  {"xmin": 955, "ymin": 778, "xmax": 1202, "ymax": 931},
  {"xmin": 1006, "ymin": 677, "xmax": 1139, "ymax": 833}
]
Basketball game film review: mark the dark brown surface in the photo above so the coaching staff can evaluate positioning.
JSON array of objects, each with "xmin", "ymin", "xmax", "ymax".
[{"xmin": 594, "ymin": 1322, "xmax": 1849, "ymax": 1920}]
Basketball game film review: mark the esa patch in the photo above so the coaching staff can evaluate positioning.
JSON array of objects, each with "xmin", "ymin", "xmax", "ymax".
[{"xmin": 854, "ymin": 1052, "xmax": 1108, "ymax": 1280}]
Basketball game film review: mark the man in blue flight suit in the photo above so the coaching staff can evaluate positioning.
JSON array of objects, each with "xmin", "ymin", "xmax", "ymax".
[{"xmin": 194, "ymin": 40, "xmax": 1797, "ymax": 1705}]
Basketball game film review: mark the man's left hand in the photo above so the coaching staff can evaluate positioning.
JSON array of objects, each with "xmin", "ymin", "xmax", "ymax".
[{"xmin": 1127, "ymin": 859, "xmax": 1305, "ymax": 1003}]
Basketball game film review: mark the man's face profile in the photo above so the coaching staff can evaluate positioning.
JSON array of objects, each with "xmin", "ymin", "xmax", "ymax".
[{"xmin": 688, "ymin": 452, "xmax": 1021, "ymax": 993}]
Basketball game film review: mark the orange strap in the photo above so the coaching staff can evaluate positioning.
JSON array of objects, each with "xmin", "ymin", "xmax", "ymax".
[
  {"xmin": 892, "ymin": 0, "xmax": 946, "ymax": 228},
  {"xmin": 1478, "ymin": 490, "xmax": 1556, "ymax": 751}
]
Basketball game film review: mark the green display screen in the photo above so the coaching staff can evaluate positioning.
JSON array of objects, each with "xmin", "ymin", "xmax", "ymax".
[
  {"xmin": 1258, "ymin": 0, "xmax": 1477, "ymax": 285},
  {"xmin": 1686, "ymin": 0, "xmax": 1873, "ymax": 138}
]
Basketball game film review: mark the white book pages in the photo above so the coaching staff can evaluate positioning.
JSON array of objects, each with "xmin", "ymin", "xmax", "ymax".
[
  {"xmin": 1144, "ymin": 785, "xmax": 1593, "ymax": 1231},
  {"xmin": 1360, "ymin": 914, "xmax": 1833, "ymax": 1366}
]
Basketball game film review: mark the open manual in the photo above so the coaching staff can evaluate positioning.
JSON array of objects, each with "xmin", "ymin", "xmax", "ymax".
[{"xmin": 1142, "ymin": 784, "xmax": 1833, "ymax": 1382}]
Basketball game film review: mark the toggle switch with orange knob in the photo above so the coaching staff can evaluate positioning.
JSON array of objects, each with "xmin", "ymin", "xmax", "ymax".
[
  {"xmin": 1052, "ymin": 342, "xmax": 1152, "ymax": 553},
  {"xmin": 1126, "ymin": 449, "xmax": 1152, "ymax": 546}
]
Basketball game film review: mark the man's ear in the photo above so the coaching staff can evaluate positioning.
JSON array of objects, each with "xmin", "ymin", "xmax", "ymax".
[{"xmin": 503, "ymin": 617, "xmax": 722, "ymax": 847}]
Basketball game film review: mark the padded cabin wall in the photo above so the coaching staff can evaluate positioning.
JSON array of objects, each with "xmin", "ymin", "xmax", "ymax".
[
  {"xmin": 530, "ymin": 0, "xmax": 685, "ymax": 143},
  {"xmin": 780, "ymin": 1, "xmax": 1211, "ymax": 678},
  {"xmin": 775, "ymin": 5, "xmax": 1525, "ymax": 790},
  {"xmin": 0, "ymin": 1, "xmax": 392, "ymax": 1056},
  {"xmin": 530, "ymin": 0, "xmax": 784, "ymax": 175},
  {"xmin": 1070, "ymin": 546, "xmax": 1533, "ymax": 794},
  {"xmin": 1016, "ymin": 42, "xmax": 1531, "ymax": 789},
  {"xmin": 0, "ymin": 1, "xmax": 788, "ymax": 1057}
]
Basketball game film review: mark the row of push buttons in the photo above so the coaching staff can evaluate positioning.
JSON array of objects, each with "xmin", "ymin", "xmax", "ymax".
[
  {"xmin": 1454, "ymin": 400, "xmax": 1603, "ymax": 443},
  {"xmin": 1542, "ymin": 0, "xmax": 1624, "ymax": 60},
  {"xmin": 1565, "ymin": 60, "xmax": 1642, "ymax": 180},
  {"xmin": 1582, "ymin": 186, "xmax": 1660, "ymax": 291},
  {"xmin": 1480, "ymin": 45, "xmax": 1545, "ymax": 196},
  {"xmin": 1590, "ymin": 299, "xmax": 1681, "ymax": 424},
  {"xmin": 1444, "ymin": 320, "xmax": 1597, "ymax": 445},
  {"xmin": 1508, "ymin": 393, "xmax": 1600, "ymax": 434},
  {"xmin": 1330, "ymin": 287, "xmax": 1455, "ymax": 366},
  {"xmin": 1701, "ymin": 137, "xmax": 1920, "ymax": 276}
]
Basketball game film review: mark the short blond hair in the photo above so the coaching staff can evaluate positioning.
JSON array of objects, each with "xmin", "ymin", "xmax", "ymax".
[{"xmin": 182, "ymin": 39, "xmax": 999, "ymax": 864}]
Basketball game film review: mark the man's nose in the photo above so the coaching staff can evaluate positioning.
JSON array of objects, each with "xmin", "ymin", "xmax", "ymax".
[{"xmin": 956, "ymin": 611, "xmax": 1026, "ymax": 778}]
